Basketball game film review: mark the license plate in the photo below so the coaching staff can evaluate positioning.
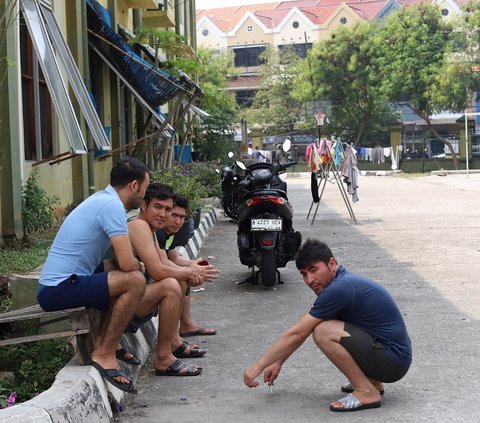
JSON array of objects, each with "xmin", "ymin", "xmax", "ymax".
[{"xmin": 251, "ymin": 219, "xmax": 283, "ymax": 231}]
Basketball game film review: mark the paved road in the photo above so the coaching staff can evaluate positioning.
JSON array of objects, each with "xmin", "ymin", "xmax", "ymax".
[{"xmin": 119, "ymin": 173, "xmax": 480, "ymax": 422}]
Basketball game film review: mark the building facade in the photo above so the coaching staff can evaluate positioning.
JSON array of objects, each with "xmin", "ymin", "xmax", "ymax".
[{"xmin": 0, "ymin": 0, "xmax": 197, "ymax": 244}]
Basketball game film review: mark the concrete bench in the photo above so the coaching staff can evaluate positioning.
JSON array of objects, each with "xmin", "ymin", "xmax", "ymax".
[{"xmin": 0, "ymin": 303, "xmax": 98, "ymax": 364}]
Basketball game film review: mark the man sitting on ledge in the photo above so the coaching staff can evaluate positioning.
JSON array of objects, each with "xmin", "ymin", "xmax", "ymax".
[
  {"xmin": 155, "ymin": 194, "xmax": 220, "ymax": 338},
  {"xmin": 37, "ymin": 157, "xmax": 149, "ymax": 393},
  {"xmin": 127, "ymin": 183, "xmax": 207, "ymax": 376}
]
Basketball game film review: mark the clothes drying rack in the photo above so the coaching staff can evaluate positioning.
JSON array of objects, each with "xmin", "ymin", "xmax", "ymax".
[{"xmin": 306, "ymin": 140, "xmax": 357, "ymax": 225}]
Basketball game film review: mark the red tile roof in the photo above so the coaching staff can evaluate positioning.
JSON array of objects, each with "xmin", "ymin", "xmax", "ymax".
[{"xmin": 198, "ymin": 0, "xmax": 465, "ymax": 33}]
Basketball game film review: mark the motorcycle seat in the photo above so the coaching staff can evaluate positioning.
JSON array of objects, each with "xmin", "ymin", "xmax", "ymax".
[{"xmin": 244, "ymin": 189, "xmax": 287, "ymax": 200}]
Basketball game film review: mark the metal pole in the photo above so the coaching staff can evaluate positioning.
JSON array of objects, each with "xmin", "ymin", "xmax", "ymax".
[{"xmin": 465, "ymin": 112, "xmax": 469, "ymax": 178}]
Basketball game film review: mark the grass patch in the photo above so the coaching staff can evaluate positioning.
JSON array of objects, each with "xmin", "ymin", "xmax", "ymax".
[
  {"xmin": 0, "ymin": 234, "xmax": 54, "ymax": 275},
  {"xmin": 397, "ymin": 172, "xmax": 429, "ymax": 179}
]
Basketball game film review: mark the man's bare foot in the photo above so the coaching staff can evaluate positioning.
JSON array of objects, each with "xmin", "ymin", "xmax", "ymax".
[{"xmin": 179, "ymin": 325, "xmax": 217, "ymax": 337}]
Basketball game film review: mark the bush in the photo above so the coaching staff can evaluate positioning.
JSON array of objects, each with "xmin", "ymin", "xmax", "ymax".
[
  {"xmin": 152, "ymin": 166, "xmax": 208, "ymax": 212},
  {"xmin": 22, "ymin": 168, "xmax": 59, "ymax": 236},
  {"xmin": 182, "ymin": 162, "xmax": 222, "ymax": 199},
  {"xmin": 0, "ymin": 337, "xmax": 73, "ymax": 404}
]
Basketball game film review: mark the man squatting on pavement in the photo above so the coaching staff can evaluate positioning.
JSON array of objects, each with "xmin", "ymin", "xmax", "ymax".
[
  {"xmin": 37, "ymin": 157, "xmax": 149, "ymax": 393},
  {"xmin": 127, "ymin": 183, "xmax": 218, "ymax": 376},
  {"xmin": 244, "ymin": 239, "xmax": 412, "ymax": 412}
]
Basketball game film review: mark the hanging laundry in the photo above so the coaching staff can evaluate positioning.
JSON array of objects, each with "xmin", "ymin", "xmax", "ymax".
[
  {"xmin": 384, "ymin": 147, "xmax": 391, "ymax": 158},
  {"xmin": 340, "ymin": 146, "xmax": 359, "ymax": 203},
  {"xmin": 333, "ymin": 141, "xmax": 343, "ymax": 168},
  {"xmin": 319, "ymin": 139, "xmax": 332, "ymax": 165}
]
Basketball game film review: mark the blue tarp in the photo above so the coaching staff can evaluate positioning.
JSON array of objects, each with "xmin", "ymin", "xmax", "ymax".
[{"xmin": 86, "ymin": 0, "xmax": 184, "ymax": 108}]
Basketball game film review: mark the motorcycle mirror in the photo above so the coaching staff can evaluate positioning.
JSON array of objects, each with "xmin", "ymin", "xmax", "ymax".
[
  {"xmin": 283, "ymin": 139, "xmax": 292, "ymax": 152},
  {"xmin": 235, "ymin": 160, "xmax": 247, "ymax": 171},
  {"xmin": 228, "ymin": 151, "xmax": 235, "ymax": 159}
]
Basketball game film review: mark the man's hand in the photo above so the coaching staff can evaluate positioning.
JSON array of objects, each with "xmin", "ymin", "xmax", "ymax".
[
  {"xmin": 244, "ymin": 364, "xmax": 262, "ymax": 388},
  {"xmin": 263, "ymin": 361, "xmax": 282, "ymax": 386},
  {"xmin": 188, "ymin": 272, "xmax": 203, "ymax": 287},
  {"xmin": 137, "ymin": 259, "xmax": 145, "ymax": 274},
  {"xmin": 190, "ymin": 263, "xmax": 219, "ymax": 283}
]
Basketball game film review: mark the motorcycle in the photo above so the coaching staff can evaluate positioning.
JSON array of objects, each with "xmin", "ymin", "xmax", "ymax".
[
  {"xmin": 218, "ymin": 152, "xmax": 243, "ymax": 221},
  {"xmin": 235, "ymin": 140, "xmax": 302, "ymax": 288}
]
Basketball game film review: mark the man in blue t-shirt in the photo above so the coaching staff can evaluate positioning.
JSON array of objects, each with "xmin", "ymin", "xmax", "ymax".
[
  {"xmin": 37, "ymin": 157, "xmax": 150, "ymax": 394},
  {"xmin": 244, "ymin": 239, "xmax": 412, "ymax": 413}
]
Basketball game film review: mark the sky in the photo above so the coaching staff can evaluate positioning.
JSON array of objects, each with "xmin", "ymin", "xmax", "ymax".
[{"xmin": 196, "ymin": 0, "xmax": 280, "ymax": 10}]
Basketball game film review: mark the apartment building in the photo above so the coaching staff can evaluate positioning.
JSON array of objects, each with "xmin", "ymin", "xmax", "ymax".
[{"xmin": 196, "ymin": 0, "xmax": 477, "ymax": 165}]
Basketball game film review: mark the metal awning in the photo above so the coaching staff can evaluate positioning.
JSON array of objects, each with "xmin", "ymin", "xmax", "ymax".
[
  {"xmin": 20, "ymin": 0, "xmax": 111, "ymax": 153},
  {"xmin": 86, "ymin": 0, "xmax": 190, "ymax": 108},
  {"xmin": 89, "ymin": 42, "xmax": 173, "ymax": 136}
]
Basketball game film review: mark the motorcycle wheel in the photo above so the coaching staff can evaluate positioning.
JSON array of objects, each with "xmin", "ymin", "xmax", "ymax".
[{"xmin": 259, "ymin": 249, "xmax": 277, "ymax": 288}]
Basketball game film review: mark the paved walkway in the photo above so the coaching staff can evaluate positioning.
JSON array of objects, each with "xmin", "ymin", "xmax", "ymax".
[{"xmin": 119, "ymin": 173, "xmax": 480, "ymax": 423}]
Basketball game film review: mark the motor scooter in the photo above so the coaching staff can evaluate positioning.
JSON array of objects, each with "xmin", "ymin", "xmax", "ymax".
[
  {"xmin": 235, "ymin": 140, "xmax": 302, "ymax": 288},
  {"xmin": 218, "ymin": 152, "xmax": 242, "ymax": 220}
]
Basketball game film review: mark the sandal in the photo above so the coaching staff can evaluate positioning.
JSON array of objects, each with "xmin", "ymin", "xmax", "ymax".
[
  {"xmin": 341, "ymin": 382, "xmax": 384, "ymax": 395},
  {"xmin": 330, "ymin": 393, "xmax": 381, "ymax": 412},
  {"xmin": 173, "ymin": 341, "xmax": 206, "ymax": 358},
  {"xmin": 155, "ymin": 358, "xmax": 202, "ymax": 376},
  {"xmin": 116, "ymin": 346, "xmax": 141, "ymax": 366},
  {"xmin": 92, "ymin": 361, "xmax": 137, "ymax": 393}
]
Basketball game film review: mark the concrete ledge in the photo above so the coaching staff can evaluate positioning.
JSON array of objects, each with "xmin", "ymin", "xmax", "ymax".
[
  {"xmin": 0, "ymin": 206, "xmax": 218, "ymax": 422},
  {"xmin": 359, "ymin": 170, "xmax": 403, "ymax": 176},
  {"xmin": 431, "ymin": 169, "xmax": 480, "ymax": 176}
]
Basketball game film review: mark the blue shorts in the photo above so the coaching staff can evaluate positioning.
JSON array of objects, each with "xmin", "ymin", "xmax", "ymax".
[{"xmin": 37, "ymin": 265, "xmax": 110, "ymax": 312}]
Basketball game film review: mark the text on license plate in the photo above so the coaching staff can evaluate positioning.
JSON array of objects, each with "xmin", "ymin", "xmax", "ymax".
[{"xmin": 251, "ymin": 219, "xmax": 283, "ymax": 231}]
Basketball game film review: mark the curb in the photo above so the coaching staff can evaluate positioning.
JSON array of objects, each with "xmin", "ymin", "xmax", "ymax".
[{"xmin": 0, "ymin": 207, "xmax": 218, "ymax": 422}]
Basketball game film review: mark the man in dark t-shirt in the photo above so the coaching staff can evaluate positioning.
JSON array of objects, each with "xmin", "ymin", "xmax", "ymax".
[
  {"xmin": 244, "ymin": 239, "xmax": 411, "ymax": 413},
  {"xmin": 156, "ymin": 195, "xmax": 219, "ymax": 337}
]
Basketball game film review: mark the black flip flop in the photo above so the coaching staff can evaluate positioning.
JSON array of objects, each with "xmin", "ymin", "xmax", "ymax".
[
  {"xmin": 116, "ymin": 347, "xmax": 141, "ymax": 366},
  {"xmin": 92, "ymin": 361, "xmax": 137, "ymax": 393},
  {"xmin": 173, "ymin": 341, "xmax": 206, "ymax": 358},
  {"xmin": 155, "ymin": 358, "xmax": 202, "ymax": 376}
]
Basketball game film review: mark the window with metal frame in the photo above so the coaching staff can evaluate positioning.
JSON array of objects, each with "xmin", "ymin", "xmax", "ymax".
[
  {"xmin": 19, "ymin": 0, "xmax": 111, "ymax": 158},
  {"xmin": 20, "ymin": 14, "xmax": 55, "ymax": 162}
]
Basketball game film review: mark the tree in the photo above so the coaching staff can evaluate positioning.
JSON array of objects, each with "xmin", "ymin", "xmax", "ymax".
[
  {"xmin": 128, "ymin": 28, "xmax": 202, "ymax": 169},
  {"xmin": 442, "ymin": 1, "xmax": 480, "ymax": 102},
  {"xmin": 294, "ymin": 22, "xmax": 394, "ymax": 145},
  {"xmin": 245, "ymin": 46, "xmax": 305, "ymax": 135},
  {"xmin": 191, "ymin": 48, "xmax": 238, "ymax": 162},
  {"xmin": 378, "ymin": 4, "xmax": 465, "ymax": 169}
]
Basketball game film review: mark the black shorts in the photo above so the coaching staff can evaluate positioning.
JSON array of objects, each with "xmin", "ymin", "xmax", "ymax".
[
  {"xmin": 340, "ymin": 323, "xmax": 409, "ymax": 383},
  {"xmin": 37, "ymin": 264, "xmax": 110, "ymax": 312}
]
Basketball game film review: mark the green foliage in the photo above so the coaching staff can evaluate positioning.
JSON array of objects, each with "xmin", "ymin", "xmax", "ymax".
[
  {"xmin": 0, "ymin": 235, "xmax": 53, "ymax": 274},
  {"xmin": 442, "ymin": 1, "xmax": 480, "ymax": 102},
  {"xmin": 245, "ymin": 45, "xmax": 304, "ymax": 134},
  {"xmin": 152, "ymin": 166, "xmax": 208, "ymax": 212},
  {"xmin": 378, "ymin": 5, "xmax": 457, "ymax": 114},
  {"xmin": 192, "ymin": 49, "xmax": 238, "ymax": 160},
  {"xmin": 0, "ymin": 338, "xmax": 73, "ymax": 403},
  {"xmin": 22, "ymin": 168, "xmax": 59, "ymax": 236},
  {"xmin": 0, "ymin": 387, "xmax": 9, "ymax": 408},
  {"xmin": 181, "ymin": 162, "xmax": 222, "ymax": 199},
  {"xmin": 129, "ymin": 28, "xmax": 201, "ymax": 76},
  {"xmin": 294, "ymin": 21, "xmax": 394, "ymax": 145}
]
